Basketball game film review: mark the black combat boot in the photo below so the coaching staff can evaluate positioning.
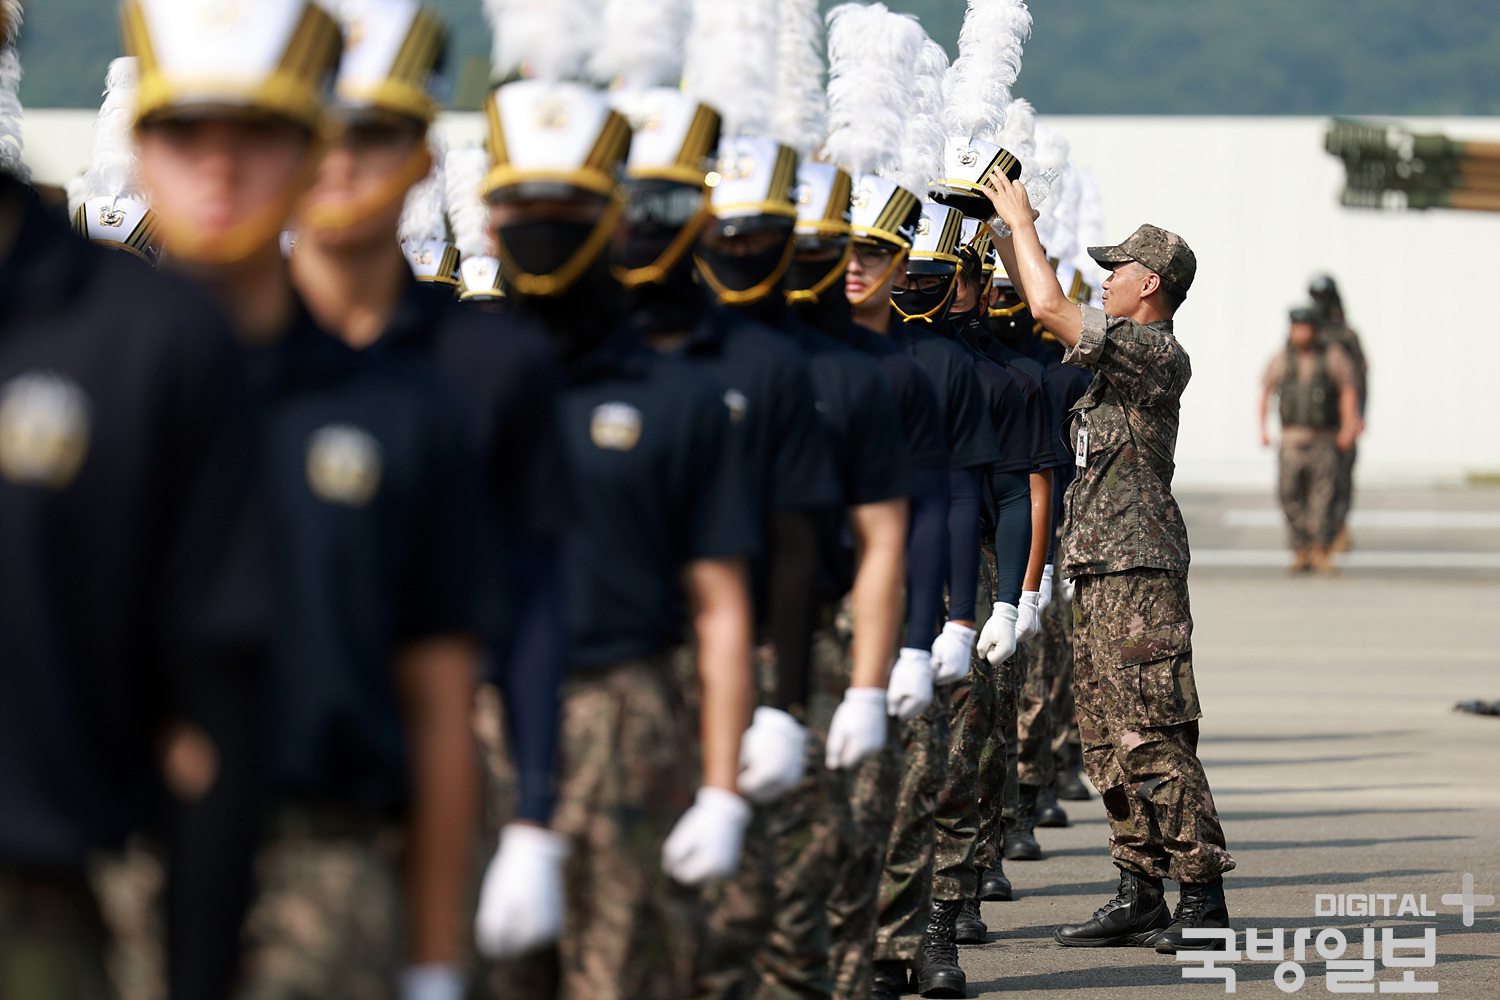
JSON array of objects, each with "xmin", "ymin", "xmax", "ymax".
[
  {"xmin": 1002, "ymin": 785, "xmax": 1043, "ymax": 860},
  {"xmin": 910, "ymin": 899, "xmax": 966, "ymax": 997},
  {"xmin": 871, "ymin": 960, "xmax": 909, "ymax": 1000},
  {"xmin": 978, "ymin": 863, "xmax": 1012, "ymax": 902},
  {"xmin": 1154, "ymin": 877, "xmax": 1231, "ymax": 954},
  {"xmin": 1053, "ymin": 866, "xmax": 1170, "ymax": 948},
  {"xmin": 954, "ymin": 893, "xmax": 987, "ymax": 944},
  {"xmin": 1055, "ymin": 743, "xmax": 1092, "ymax": 801},
  {"xmin": 1035, "ymin": 784, "xmax": 1069, "ymax": 827}
]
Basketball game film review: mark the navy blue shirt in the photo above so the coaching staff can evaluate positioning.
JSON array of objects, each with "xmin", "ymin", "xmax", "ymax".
[
  {"xmin": 559, "ymin": 336, "xmax": 758, "ymax": 668},
  {"xmin": 987, "ymin": 337, "xmax": 1064, "ymax": 473},
  {"xmin": 838, "ymin": 320, "xmax": 949, "ymax": 473},
  {"xmin": 951, "ymin": 323, "xmax": 1033, "ymax": 476},
  {"xmin": 0, "ymin": 181, "xmax": 269, "ymax": 867},
  {"xmin": 884, "ymin": 315, "xmax": 1000, "ymax": 471},
  {"xmin": 245, "ymin": 301, "xmax": 479, "ymax": 812}
]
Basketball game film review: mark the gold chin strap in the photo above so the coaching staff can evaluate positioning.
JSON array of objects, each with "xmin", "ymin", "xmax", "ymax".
[
  {"xmin": 297, "ymin": 143, "xmax": 434, "ymax": 233},
  {"xmin": 694, "ymin": 233, "xmax": 797, "ymax": 307},
  {"xmin": 892, "ymin": 272, "xmax": 957, "ymax": 324},
  {"xmin": 785, "ymin": 239, "xmax": 854, "ymax": 306},
  {"xmin": 497, "ymin": 191, "xmax": 626, "ymax": 299},
  {"xmin": 847, "ymin": 249, "xmax": 904, "ymax": 307},
  {"xmin": 157, "ymin": 139, "xmax": 324, "ymax": 266},
  {"xmin": 988, "ymin": 299, "xmax": 1029, "ymax": 319},
  {"xmin": 612, "ymin": 193, "xmax": 712, "ymax": 289}
]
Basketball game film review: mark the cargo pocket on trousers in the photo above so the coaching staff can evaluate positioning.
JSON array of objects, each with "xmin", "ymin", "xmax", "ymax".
[{"xmin": 1114, "ymin": 621, "xmax": 1201, "ymax": 727}]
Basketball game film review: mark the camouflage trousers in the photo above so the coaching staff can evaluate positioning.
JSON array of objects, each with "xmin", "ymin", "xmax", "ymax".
[
  {"xmin": 1047, "ymin": 594, "xmax": 1080, "ymax": 771},
  {"xmin": 931, "ymin": 655, "xmax": 991, "ymax": 902},
  {"xmin": 973, "ymin": 544, "xmax": 1023, "ymax": 877},
  {"xmin": 1331, "ymin": 442, "xmax": 1357, "ymax": 536},
  {"xmin": 1073, "ymin": 570, "xmax": 1235, "ymax": 884},
  {"xmin": 1017, "ymin": 595, "xmax": 1074, "ymax": 789},
  {"xmin": 1279, "ymin": 437, "xmax": 1339, "ymax": 549},
  {"xmin": 0, "ymin": 865, "xmax": 114, "ymax": 1000}
]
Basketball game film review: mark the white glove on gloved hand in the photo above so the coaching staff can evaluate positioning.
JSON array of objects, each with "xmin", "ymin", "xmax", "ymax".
[
  {"xmin": 976, "ymin": 602, "xmax": 1019, "ymax": 666},
  {"xmin": 825, "ymin": 687, "xmax": 888, "ymax": 769},
  {"xmin": 474, "ymin": 823, "xmax": 569, "ymax": 959},
  {"xmin": 738, "ymin": 706, "xmax": 808, "ymax": 804},
  {"xmin": 1016, "ymin": 591, "xmax": 1043, "ymax": 643},
  {"xmin": 661, "ymin": 785, "xmax": 752, "ymax": 885},
  {"xmin": 930, "ymin": 621, "xmax": 976, "ymax": 685},
  {"xmin": 886, "ymin": 647, "xmax": 935, "ymax": 719},
  {"xmin": 402, "ymin": 964, "xmax": 465, "ymax": 1000},
  {"xmin": 1061, "ymin": 575, "xmax": 1075, "ymax": 603},
  {"xmin": 1039, "ymin": 564, "xmax": 1055, "ymax": 611}
]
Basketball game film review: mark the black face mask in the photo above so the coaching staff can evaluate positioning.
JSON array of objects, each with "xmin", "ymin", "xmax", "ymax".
[
  {"xmin": 620, "ymin": 226, "xmax": 705, "ymax": 336},
  {"xmin": 696, "ymin": 242, "xmax": 790, "ymax": 304},
  {"xmin": 988, "ymin": 300, "xmax": 1035, "ymax": 351},
  {"xmin": 498, "ymin": 219, "xmax": 600, "ymax": 281},
  {"xmin": 891, "ymin": 276, "xmax": 954, "ymax": 325},
  {"xmin": 499, "ymin": 220, "xmax": 622, "ymax": 362},
  {"xmin": 789, "ymin": 263, "xmax": 851, "ymax": 337}
]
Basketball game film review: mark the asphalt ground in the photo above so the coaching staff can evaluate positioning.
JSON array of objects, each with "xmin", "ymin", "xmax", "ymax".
[{"xmin": 958, "ymin": 488, "xmax": 1500, "ymax": 998}]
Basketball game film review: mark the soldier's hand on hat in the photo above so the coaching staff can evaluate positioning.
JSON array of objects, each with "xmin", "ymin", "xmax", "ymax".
[
  {"xmin": 1016, "ymin": 591, "xmax": 1043, "ymax": 644},
  {"xmin": 474, "ymin": 822, "xmax": 569, "ymax": 959},
  {"xmin": 887, "ymin": 647, "xmax": 936, "ymax": 718},
  {"xmin": 737, "ymin": 706, "xmax": 809, "ymax": 804},
  {"xmin": 977, "ymin": 601, "xmax": 1019, "ymax": 666},
  {"xmin": 980, "ymin": 169, "xmax": 1039, "ymax": 233},
  {"xmin": 661, "ymin": 785, "xmax": 753, "ymax": 885},
  {"xmin": 931, "ymin": 621, "xmax": 977, "ymax": 685},
  {"xmin": 825, "ymin": 687, "xmax": 889, "ymax": 769}
]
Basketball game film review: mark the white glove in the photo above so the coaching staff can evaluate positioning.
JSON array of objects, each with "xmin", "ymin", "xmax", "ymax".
[
  {"xmin": 661, "ymin": 786, "xmax": 752, "ymax": 886},
  {"xmin": 1039, "ymin": 564, "xmax": 1055, "ymax": 611},
  {"xmin": 825, "ymin": 687, "xmax": 888, "ymax": 769},
  {"xmin": 930, "ymin": 621, "xmax": 976, "ymax": 685},
  {"xmin": 1016, "ymin": 591, "xmax": 1043, "ymax": 643},
  {"xmin": 1060, "ymin": 575, "xmax": 1075, "ymax": 603},
  {"xmin": 976, "ymin": 602, "xmax": 1019, "ymax": 666},
  {"xmin": 401, "ymin": 964, "xmax": 465, "ymax": 1000},
  {"xmin": 474, "ymin": 823, "xmax": 569, "ymax": 959},
  {"xmin": 886, "ymin": 647, "xmax": 935, "ymax": 720},
  {"xmin": 738, "ymin": 706, "xmax": 808, "ymax": 804}
]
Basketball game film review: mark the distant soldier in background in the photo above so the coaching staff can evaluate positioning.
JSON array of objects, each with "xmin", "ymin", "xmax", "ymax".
[
  {"xmin": 1259, "ymin": 306, "xmax": 1362, "ymax": 573},
  {"xmin": 1309, "ymin": 275, "xmax": 1367, "ymax": 552}
]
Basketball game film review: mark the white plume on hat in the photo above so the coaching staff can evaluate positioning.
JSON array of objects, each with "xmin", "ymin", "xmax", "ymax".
[
  {"xmin": 589, "ymin": 0, "xmax": 691, "ymax": 88},
  {"xmin": 485, "ymin": 0, "xmax": 598, "ymax": 83},
  {"xmin": 0, "ymin": 1, "xmax": 25, "ymax": 180},
  {"xmin": 444, "ymin": 146, "xmax": 492, "ymax": 261},
  {"xmin": 994, "ymin": 98, "xmax": 1036, "ymax": 176},
  {"xmin": 822, "ymin": 3, "xmax": 921, "ymax": 179},
  {"xmin": 943, "ymin": 0, "xmax": 1031, "ymax": 143},
  {"xmin": 398, "ymin": 131, "xmax": 449, "ymax": 245},
  {"xmin": 772, "ymin": 0, "xmax": 826, "ymax": 157},
  {"xmin": 68, "ymin": 58, "xmax": 143, "ymax": 217},
  {"xmin": 1030, "ymin": 121, "xmax": 1070, "ymax": 248},
  {"xmin": 683, "ymin": 0, "xmax": 780, "ymax": 138},
  {"xmin": 887, "ymin": 33, "xmax": 947, "ymax": 197}
]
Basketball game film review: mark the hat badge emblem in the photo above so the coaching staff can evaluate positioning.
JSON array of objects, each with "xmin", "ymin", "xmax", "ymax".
[
  {"xmin": 306, "ymin": 424, "xmax": 383, "ymax": 507},
  {"xmin": 957, "ymin": 147, "xmax": 978, "ymax": 168},
  {"xmin": 716, "ymin": 154, "xmax": 753, "ymax": 182},
  {"xmin": 0, "ymin": 371, "xmax": 92, "ymax": 490},
  {"xmin": 535, "ymin": 97, "xmax": 571, "ymax": 130},
  {"xmin": 196, "ymin": 0, "xmax": 246, "ymax": 34},
  {"xmin": 413, "ymin": 247, "xmax": 434, "ymax": 266},
  {"xmin": 627, "ymin": 109, "xmax": 660, "ymax": 133},
  {"xmin": 794, "ymin": 184, "xmax": 812, "ymax": 207},
  {"xmin": 98, "ymin": 205, "xmax": 126, "ymax": 228},
  {"xmin": 590, "ymin": 402, "xmax": 643, "ymax": 452},
  {"xmin": 916, "ymin": 217, "xmax": 931, "ymax": 236},
  {"xmin": 851, "ymin": 188, "xmax": 870, "ymax": 209},
  {"xmin": 723, "ymin": 388, "xmax": 749, "ymax": 425}
]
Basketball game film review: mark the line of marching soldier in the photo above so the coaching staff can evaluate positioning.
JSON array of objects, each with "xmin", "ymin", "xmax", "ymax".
[{"xmin": 0, "ymin": 2, "xmax": 1235, "ymax": 999}]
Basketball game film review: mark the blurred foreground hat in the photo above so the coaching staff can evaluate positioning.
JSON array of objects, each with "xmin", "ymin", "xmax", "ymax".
[
  {"xmin": 1088, "ymin": 223, "xmax": 1196, "ymax": 292},
  {"xmin": 70, "ymin": 58, "xmax": 161, "ymax": 264},
  {"xmin": 331, "ymin": 0, "xmax": 444, "ymax": 125}
]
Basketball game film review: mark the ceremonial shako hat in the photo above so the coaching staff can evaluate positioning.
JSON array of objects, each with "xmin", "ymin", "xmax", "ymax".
[
  {"xmin": 785, "ymin": 160, "xmax": 853, "ymax": 305},
  {"xmin": 397, "ymin": 131, "xmax": 457, "ymax": 289},
  {"xmin": 611, "ymin": 88, "xmax": 721, "ymax": 187},
  {"xmin": 707, "ymin": 134, "xmax": 799, "ymax": 227},
  {"xmin": 458, "ymin": 254, "xmax": 503, "ymax": 301},
  {"xmin": 1088, "ymin": 223, "xmax": 1196, "ymax": 292},
  {"xmin": 122, "ymin": 0, "xmax": 342, "ymax": 131},
  {"xmin": 849, "ymin": 174, "xmax": 922, "ymax": 252},
  {"xmin": 70, "ymin": 57, "xmax": 162, "ymax": 264},
  {"xmin": 906, "ymin": 201, "xmax": 963, "ymax": 275},
  {"xmin": 931, "ymin": 135, "xmax": 1021, "ymax": 219},
  {"xmin": 331, "ymin": 0, "xmax": 445, "ymax": 125},
  {"xmin": 402, "ymin": 237, "xmax": 458, "ymax": 287},
  {"xmin": 75, "ymin": 197, "xmax": 160, "ymax": 264},
  {"xmin": 445, "ymin": 145, "xmax": 503, "ymax": 301},
  {"xmin": 482, "ymin": 80, "xmax": 630, "ymax": 201}
]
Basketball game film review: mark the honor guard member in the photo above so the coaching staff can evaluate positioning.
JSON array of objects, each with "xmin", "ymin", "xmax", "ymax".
[
  {"xmin": 472, "ymin": 73, "xmax": 760, "ymax": 999},
  {"xmin": 0, "ymin": 6, "xmax": 270, "ymax": 999},
  {"xmin": 695, "ymin": 129, "xmax": 917, "ymax": 999},
  {"xmin": 987, "ymin": 166, "xmax": 1238, "ymax": 952},
  {"xmin": 127, "ymin": 4, "xmax": 487, "ymax": 999},
  {"xmin": 1258, "ymin": 306, "xmax": 1360, "ymax": 573},
  {"xmin": 1308, "ymin": 274, "xmax": 1366, "ymax": 551},
  {"xmin": 284, "ymin": 3, "xmax": 571, "ymax": 991},
  {"xmin": 69, "ymin": 57, "xmax": 163, "ymax": 266}
]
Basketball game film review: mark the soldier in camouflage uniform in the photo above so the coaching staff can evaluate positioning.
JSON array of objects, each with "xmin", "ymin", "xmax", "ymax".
[
  {"xmin": 986, "ymin": 184, "xmax": 1237, "ymax": 955},
  {"xmin": 1308, "ymin": 276, "xmax": 1367, "ymax": 552}
]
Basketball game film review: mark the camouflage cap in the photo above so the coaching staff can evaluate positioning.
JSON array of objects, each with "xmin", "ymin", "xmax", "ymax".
[
  {"xmin": 1088, "ymin": 223, "xmax": 1195, "ymax": 292},
  {"xmin": 1288, "ymin": 306, "xmax": 1318, "ymax": 325}
]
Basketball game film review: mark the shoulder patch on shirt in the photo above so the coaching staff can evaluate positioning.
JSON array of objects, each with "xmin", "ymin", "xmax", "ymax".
[
  {"xmin": 306, "ymin": 423, "xmax": 383, "ymax": 507},
  {"xmin": 590, "ymin": 402, "xmax": 643, "ymax": 451},
  {"xmin": 0, "ymin": 371, "xmax": 91, "ymax": 489},
  {"xmin": 723, "ymin": 388, "xmax": 749, "ymax": 425}
]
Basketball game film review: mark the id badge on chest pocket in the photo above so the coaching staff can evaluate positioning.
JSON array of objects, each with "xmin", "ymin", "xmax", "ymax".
[{"xmin": 1075, "ymin": 416, "xmax": 1089, "ymax": 468}]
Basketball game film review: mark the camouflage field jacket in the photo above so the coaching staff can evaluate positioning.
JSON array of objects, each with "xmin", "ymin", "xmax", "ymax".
[{"xmin": 1058, "ymin": 303, "xmax": 1191, "ymax": 578}]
